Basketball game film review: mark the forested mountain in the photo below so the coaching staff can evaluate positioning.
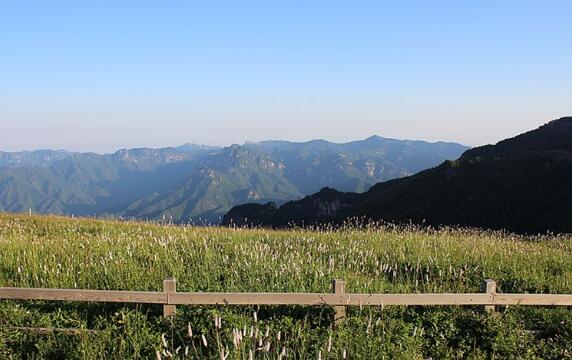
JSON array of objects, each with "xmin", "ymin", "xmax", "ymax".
[
  {"xmin": 0, "ymin": 150, "xmax": 74, "ymax": 168},
  {"xmin": 223, "ymin": 117, "xmax": 572, "ymax": 234},
  {"xmin": 0, "ymin": 137, "xmax": 468, "ymax": 223}
]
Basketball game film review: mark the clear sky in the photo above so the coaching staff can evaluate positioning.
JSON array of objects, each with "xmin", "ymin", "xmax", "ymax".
[{"xmin": 1, "ymin": 1, "xmax": 571, "ymax": 153}]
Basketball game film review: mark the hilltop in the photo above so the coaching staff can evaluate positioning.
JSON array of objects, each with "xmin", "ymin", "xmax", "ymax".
[
  {"xmin": 1, "ymin": 213, "xmax": 571, "ymax": 358},
  {"xmin": 223, "ymin": 117, "xmax": 572, "ymax": 234},
  {"xmin": 0, "ymin": 136, "xmax": 467, "ymax": 224}
]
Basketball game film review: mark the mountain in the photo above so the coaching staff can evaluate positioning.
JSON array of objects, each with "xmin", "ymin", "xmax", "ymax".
[
  {"xmin": 0, "ymin": 145, "xmax": 220, "ymax": 217},
  {"xmin": 0, "ymin": 150, "xmax": 74, "ymax": 168},
  {"xmin": 222, "ymin": 117, "xmax": 572, "ymax": 234},
  {"xmin": 0, "ymin": 137, "xmax": 468, "ymax": 223}
]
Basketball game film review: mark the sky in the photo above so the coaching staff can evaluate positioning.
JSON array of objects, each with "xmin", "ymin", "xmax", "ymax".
[{"xmin": 1, "ymin": 1, "xmax": 571, "ymax": 153}]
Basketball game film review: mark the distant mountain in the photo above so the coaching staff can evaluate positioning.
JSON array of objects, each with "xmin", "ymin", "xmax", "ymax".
[
  {"xmin": 0, "ymin": 150, "xmax": 74, "ymax": 168},
  {"xmin": 0, "ymin": 137, "xmax": 468, "ymax": 223},
  {"xmin": 222, "ymin": 117, "xmax": 572, "ymax": 234},
  {"xmin": 0, "ymin": 145, "xmax": 220, "ymax": 217}
]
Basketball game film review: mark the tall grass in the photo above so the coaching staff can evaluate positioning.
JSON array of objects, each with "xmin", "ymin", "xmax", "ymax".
[{"xmin": 1, "ymin": 213, "xmax": 571, "ymax": 359}]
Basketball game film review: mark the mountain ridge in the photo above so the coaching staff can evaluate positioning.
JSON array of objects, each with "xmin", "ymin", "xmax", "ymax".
[
  {"xmin": 222, "ymin": 117, "xmax": 572, "ymax": 234},
  {"xmin": 0, "ymin": 136, "xmax": 468, "ymax": 223}
]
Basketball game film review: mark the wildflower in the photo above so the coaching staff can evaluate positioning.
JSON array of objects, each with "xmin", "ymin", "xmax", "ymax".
[
  {"xmin": 366, "ymin": 315, "xmax": 372, "ymax": 333},
  {"xmin": 202, "ymin": 334, "xmax": 208, "ymax": 347},
  {"xmin": 233, "ymin": 328, "xmax": 243, "ymax": 349}
]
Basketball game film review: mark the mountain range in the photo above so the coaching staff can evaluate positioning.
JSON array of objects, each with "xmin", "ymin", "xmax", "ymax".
[
  {"xmin": 0, "ymin": 137, "xmax": 468, "ymax": 224},
  {"xmin": 222, "ymin": 117, "xmax": 572, "ymax": 234}
]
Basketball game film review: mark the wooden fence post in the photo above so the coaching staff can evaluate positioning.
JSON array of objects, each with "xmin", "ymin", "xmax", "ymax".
[
  {"xmin": 332, "ymin": 279, "xmax": 346, "ymax": 325},
  {"xmin": 163, "ymin": 277, "xmax": 176, "ymax": 318},
  {"xmin": 481, "ymin": 279, "xmax": 496, "ymax": 313}
]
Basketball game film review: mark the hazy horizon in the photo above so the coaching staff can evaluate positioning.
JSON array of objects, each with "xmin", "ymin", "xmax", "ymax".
[
  {"xmin": 1, "ymin": 115, "xmax": 568, "ymax": 153},
  {"xmin": 2, "ymin": 1, "xmax": 571, "ymax": 152},
  {"xmin": 0, "ymin": 132, "xmax": 477, "ymax": 155}
]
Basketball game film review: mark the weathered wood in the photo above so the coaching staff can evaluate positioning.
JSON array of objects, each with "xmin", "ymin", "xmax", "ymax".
[
  {"xmin": 481, "ymin": 279, "xmax": 497, "ymax": 313},
  {"xmin": 0, "ymin": 287, "xmax": 166, "ymax": 303},
  {"xmin": 163, "ymin": 277, "xmax": 177, "ymax": 318},
  {"xmin": 492, "ymin": 294, "xmax": 572, "ymax": 306},
  {"xmin": 2, "ymin": 281, "xmax": 572, "ymax": 309},
  {"xmin": 167, "ymin": 292, "xmax": 494, "ymax": 305},
  {"xmin": 332, "ymin": 279, "xmax": 346, "ymax": 325}
]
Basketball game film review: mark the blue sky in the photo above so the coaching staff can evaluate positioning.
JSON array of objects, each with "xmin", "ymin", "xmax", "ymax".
[{"xmin": 1, "ymin": 1, "xmax": 571, "ymax": 152}]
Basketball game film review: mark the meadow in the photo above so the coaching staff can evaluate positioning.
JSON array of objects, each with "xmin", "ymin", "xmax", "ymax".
[{"xmin": 0, "ymin": 213, "xmax": 571, "ymax": 359}]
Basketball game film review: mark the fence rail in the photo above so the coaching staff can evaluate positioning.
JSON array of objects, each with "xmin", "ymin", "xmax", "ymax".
[{"xmin": 1, "ymin": 278, "xmax": 572, "ymax": 324}]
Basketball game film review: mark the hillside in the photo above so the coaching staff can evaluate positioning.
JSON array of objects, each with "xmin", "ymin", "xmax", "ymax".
[
  {"xmin": 223, "ymin": 117, "xmax": 572, "ymax": 234},
  {"xmin": 1, "ymin": 213, "xmax": 571, "ymax": 358},
  {"xmin": 0, "ymin": 149, "xmax": 74, "ymax": 168},
  {"xmin": 0, "ymin": 137, "xmax": 467, "ymax": 224}
]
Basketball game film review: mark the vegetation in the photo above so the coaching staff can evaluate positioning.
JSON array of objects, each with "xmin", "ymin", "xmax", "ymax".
[
  {"xmin": 224, "ymin": 117, "xmax": 572, "ymax": 234},
  {"xmin": 1, "ymin": 213, "xmax": 571, "ymax": 359},
  {"xmin": 0, "ymin": 137, "xmax": 467, "ymax": 224}
]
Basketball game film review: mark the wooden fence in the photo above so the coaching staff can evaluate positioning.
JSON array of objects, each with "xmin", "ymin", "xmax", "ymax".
[{"xmin": 2, "ymin": 278, "xmax": 572, "ymax": 325}]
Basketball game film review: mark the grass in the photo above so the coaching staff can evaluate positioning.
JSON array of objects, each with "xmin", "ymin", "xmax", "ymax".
[{"xmin": 0, "ymin": 213, "xmax": 571, "ymax": 359}]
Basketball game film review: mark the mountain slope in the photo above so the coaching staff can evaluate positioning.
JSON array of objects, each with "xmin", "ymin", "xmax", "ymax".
[
  {"xmin": 222, "ymin": 117, "xmax": 572, "ymax": 234},
  {"xmin": 0, "ymin": 147, "xmax": 218, "ymax": 216},
  {"xmin": 0, "ymin": 137, "xmax": 468, "ymax": 223},
  {"xmin": 0, "ymin": 150, "xmax": 74, "ymax": 168}
]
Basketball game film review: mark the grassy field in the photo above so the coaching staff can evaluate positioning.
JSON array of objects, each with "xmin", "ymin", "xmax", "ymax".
[{"xmin": 0, "ymin": 213, "xmax": 571, "ymax": 359}]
